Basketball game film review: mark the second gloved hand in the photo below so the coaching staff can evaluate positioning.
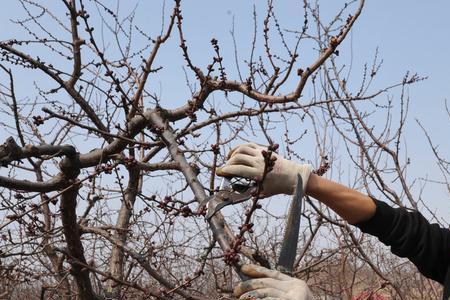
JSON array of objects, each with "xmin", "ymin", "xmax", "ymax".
[
  {"xmin": 216, "ymin": 143, "xmax": 312, "ymax": 197},
  {"xmin": 234, "ymin": 264, "xmax": 313, "ymax": 300}
]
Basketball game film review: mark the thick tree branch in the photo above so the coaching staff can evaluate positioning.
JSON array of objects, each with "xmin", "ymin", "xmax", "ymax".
[
  {"xmin": 147, "ymin": 111, "xmax": 247, "ymax": 279},
  {"xmin": 65, "ymin": 0, "xmax": 83, "ymax": 88},
  {"xmin": 60, "ymin": 183, "xmax": 99, "ymax": 299},
  {"xmin": 0, "ymin": 137, "xmax": 76, "ymax": 167},
  {"xmin": 0, "ymin": 174, "xmax": 66, "ymax": 192},
  {"xmin": 107, "ymin": 168, "xmax": 140, "ymax": 297},
  {"xmin": 59, "ymin": 152, "xmax": 98, "ymax": 299}
]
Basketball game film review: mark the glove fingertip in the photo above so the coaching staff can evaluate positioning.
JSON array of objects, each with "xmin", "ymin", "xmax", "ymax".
[
  {"xmin": 240, "ymin": 264, "xmax": 267, "ymax": 278},
  {"xmin": 226, "ymin": 146, "xmax": 239, "ymax": 159},
  {"xmin": 216, "ymin": 167, "xmax": 229, "ymax": 177},
  {"xmin": 233, "ymin": 284, "xmax": 242, "ymax": 297}
]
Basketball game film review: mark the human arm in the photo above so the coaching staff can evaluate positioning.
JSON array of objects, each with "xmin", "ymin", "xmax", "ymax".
[
  {"xmin": 305, "ymin": 173, "xmax": 376, "ymax": 224},
  {"xmin": 217, "ymin": 143, "xmax": 376, "ymax": 224},
  {"xmin": 218, "ymin": 143, "xmax": 450, "ymax": 284},
  {"xmin": 310, "ymin": 171, "xmax": 450, "ymax": 283},
  {"xmin": 304, "ymin": 167, "xmax": 450, "ymax": 283}
]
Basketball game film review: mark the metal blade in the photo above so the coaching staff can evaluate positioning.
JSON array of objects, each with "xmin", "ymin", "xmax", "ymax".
[
  {"xmin": 202, "ymin": 177, "xmax": 233, "ymax": 220},
  {"xmin": 204, "ymin": 191, "xmax": 229, "ymax": 220},
  {"xmin": 276, "ymin": 174, "xmax": 303, "ymax": 274},
  {"xmin": 219, "ymin": 177, "xmax": 231, "ymax": 190},
  {"xmin": 205, "ymin": 187, "xmax": 257, "ymax": 220}
]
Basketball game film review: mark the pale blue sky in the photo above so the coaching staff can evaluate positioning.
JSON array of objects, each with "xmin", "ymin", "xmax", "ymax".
[{"xmin": 0, "ymin": 1, "xmax": 448, "ymax": 218}]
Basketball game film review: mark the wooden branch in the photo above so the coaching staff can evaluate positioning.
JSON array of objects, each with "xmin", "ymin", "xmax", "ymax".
[
  {"xmin": 0, "ymin": 137, "xmax": 76, "ymax": 167},
  {"xmin": 77, "ymin": 110, "xmax": 154, "ymax": 167},
  {"xmin": 58, "ymin": 149, "xmax": 98, "ymax": 299},
  {"xmin": 42, "ymin": 107, "xmax": 155, "ymax": 147},
  {"xmin": 135, "ymin": 161, "xmax": 180, "ymax": 172},
  {"xmin": 81, "ymin": 225, "xmax": 203, "ymax": 300},
  {"xmin": 177, "ymin": 0, "xmax": 365, "ymax": 105},
  {"xmin": 0, "ymin": 43, "xmax": 110, "ymax": 141},
  {"xmin": 52, "ymin": 248, "xmax": 164, "ymax": 299},
  {"xmin": 108, "ymin": 168, "xmax": 140, "ymax": 297},
  {"xmin": 60, "ymin": 183, "xmax": 99, "ymax": 299},
  {"xmin": 0, "ymin": 174, "xmax": 66, "ymax": 192},
  {"xmin": 147, "ymin": 111, "xmax": 247, "ymax": 279},
  {"xmin": 128, "ymin": 1, "xmax": 178, "ymax": 118},
  {"xmin": 66, "ymin": 0, "xmax": 83, "ymax": 88}
]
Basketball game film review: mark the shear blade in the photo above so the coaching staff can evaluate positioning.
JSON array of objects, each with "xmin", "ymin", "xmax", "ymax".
[{"xmin": 276, "ymin": 174, "xmax": 303, "ymax": 274}]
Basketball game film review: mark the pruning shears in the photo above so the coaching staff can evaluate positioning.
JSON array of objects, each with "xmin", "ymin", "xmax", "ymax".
[
  {"xmin": 200, "ymin": 177, "xmax": 258, "ymax": 220},
  {"xmin": 201, "ymin": 174, "xmax": 304, "ymax": 275}
]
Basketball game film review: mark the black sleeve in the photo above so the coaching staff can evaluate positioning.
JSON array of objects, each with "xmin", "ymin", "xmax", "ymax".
[{"xmin": 354, "ymin": 199, "xmax": 450, "ymax": 284}]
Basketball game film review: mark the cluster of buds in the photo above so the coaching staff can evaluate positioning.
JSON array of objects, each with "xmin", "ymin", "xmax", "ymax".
[
  {"xmin": 245, "ymin": 77, "xmax": 252, "ymax": 91},
  {"xmin": 16, "ymin": 204, "xmax": 26, "ymax": 211},
  {"xmin": 157, "ymin": 196, "xmax": 175, "ymax": 214},
  {"xmin": 95, "ymin": 163, "xmax": 113, "ymax": 174},
  {"xmin": 193, "ymin": 269, "xmax": 204, "ymax": 277},
  {"xmin": 136, "ymin": 206, "xmax": 152, "ymax": 219},
  {"xmin": 210, "ymin": 38, "xmax": 218, "ymax": 47},
  {"xmin": 206, "ymin": 63, "xmax": 215, "ymax": 74},
  {"xmin": 182, "ymin": 276, "xmax": 193, "ymax": 288},
  {"xmin": 26, "ymin": 224, "xmax": 36, "ymax": 237},
  {"xmin": 78, "ymin": 9, "xmax": 89, "ymax": 18},
  {"xmin": 32, "ymin": 115, "xmax": 44, "ymax": 126},
  {"xmin": 238, "ymin": 222, "xmax": 254, "ymax": 234},
  {"xmin": 174, "ymin": 205, "xmax": 196, "ymax": 218},
  {"xmin": 224, "ymin": 249, "xmax": 240, "ymax": 266},
  {"xmin": 246, "ymin": 201, "xmax": 262, "ymax": 215},
  {"xmin": 196, "ymin": 204, "xmax": 207, "ymax": 217},
  {"xmin": 268, "ymin": 143, "xmax": 279, "ymax": 152},
  {"xmin": 14, "ymin": 193, "xmax": 24, "ymax": 200},
  {"xmin": 123, "ymin": 155, "xmax": 137, "ymax": 168},
  {"xmin": 260, "ymin": 143, "xmax": 279, "ymax": 175},
  {"xmin": 329, "ymin": 36, "xmax": 339, "ymax": 48},
  {"xmin": 157, "ymin": 288, "xmax": 167, "ymax": 297},
  {"xmin": 179, "ymin": 205, "xmax": 193, "ymax": 218},
  {"xmin": 259, "ymin": 64, "xmax": 269, "ymax": 77},
  {"xmin": 210, "ymin": 143, "xmax": 220, "ymax": 155},
  {"xmin": 210, "ymin": 38, "xmax": 227, "ymax": 81},
  {"xmin": 156, "ymin": 196, "xmax": 199, "ymax": 219},
  {"xmin": 234, "ymin": 236, "xmax": 246, "ymax": 251},
  {"xmin": 313, "ymin": 155, "xmax": 330, "ymax": 176}
]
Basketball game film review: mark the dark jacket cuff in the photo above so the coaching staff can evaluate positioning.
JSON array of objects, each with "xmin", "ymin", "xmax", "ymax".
[{"xmin": 354, "ymin": 198, "xmax": 397, "ymax": 237}]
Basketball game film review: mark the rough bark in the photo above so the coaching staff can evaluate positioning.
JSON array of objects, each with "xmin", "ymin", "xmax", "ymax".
[{"xmin": 107, "ymin": 168, "xmax": 140, "ymax": 298}]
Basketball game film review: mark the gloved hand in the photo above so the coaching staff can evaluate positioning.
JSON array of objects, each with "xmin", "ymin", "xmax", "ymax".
[
  {"xmin": 234, "ymin": 264, "xmax": 313, "ymax": 300},
  {"xmin": 216, "ymin": 143, "xmax": 312, "ymax": 197}
]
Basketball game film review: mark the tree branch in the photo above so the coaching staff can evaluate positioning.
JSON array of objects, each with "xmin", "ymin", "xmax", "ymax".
[{"xmin": 147, "ymin": 110, "xmax": 247, "ymax": 279}]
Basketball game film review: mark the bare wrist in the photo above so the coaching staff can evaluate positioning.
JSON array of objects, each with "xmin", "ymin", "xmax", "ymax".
[{"xmin": 305, "ymin": 173, "xmax": 318, "ymax": 195}]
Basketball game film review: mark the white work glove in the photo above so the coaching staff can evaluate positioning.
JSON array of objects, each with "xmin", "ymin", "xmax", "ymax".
[
  {"xmin": 234, "ymin": 264, "xmax": 314, "ymax": 300},
  {"xmin": 216, "ymin": 143, "xmax": 312, "ymax": 197}
]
